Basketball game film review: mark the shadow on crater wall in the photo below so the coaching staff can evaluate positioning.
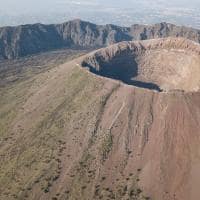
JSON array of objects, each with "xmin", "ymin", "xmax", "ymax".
[{"xmin": 82, "ymin": 54, "xmax": 162, "ymax": 92}]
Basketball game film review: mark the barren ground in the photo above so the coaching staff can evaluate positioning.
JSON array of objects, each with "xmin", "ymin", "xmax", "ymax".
[{"xmin": 0, "ymin": 38, "xmax": 200, "ymax": 200}]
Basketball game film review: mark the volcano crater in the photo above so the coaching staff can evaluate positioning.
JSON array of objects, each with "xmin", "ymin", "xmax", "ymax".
[{"xmin": 81, "ymin": 37, "xmax": 200, "ymax": 92}]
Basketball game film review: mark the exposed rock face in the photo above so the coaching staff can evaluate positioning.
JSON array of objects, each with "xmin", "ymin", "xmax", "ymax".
[
  {"xmin": 0, "ymin": 24, "xmax": 63, "ymax": 59},
  {"xmin": 82, "ymin": 37, "xmax": 200, "ymax": 92},
  {"xmin": 130, "ymin": 22, "xmax": 200, "ymax": 42},
  {"xmin": 0, "ymin": 19, "xmax": 199, "ymax": 59}
]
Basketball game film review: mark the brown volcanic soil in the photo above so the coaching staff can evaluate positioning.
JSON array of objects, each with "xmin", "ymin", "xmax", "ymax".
[{"xmin": 0, "ymin": 38, "xmax": 200, "ymax": 200}]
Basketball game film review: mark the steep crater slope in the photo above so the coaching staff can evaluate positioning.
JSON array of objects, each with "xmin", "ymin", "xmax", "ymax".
[{"xmin": 82, "ymin": 37, "xmax": 200, "ymax": 92}]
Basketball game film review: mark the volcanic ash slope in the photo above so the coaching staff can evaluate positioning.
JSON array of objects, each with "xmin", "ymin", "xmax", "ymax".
[{"xmin": 0, "ymin": 37, "xmax": 200, "ymax": 200}]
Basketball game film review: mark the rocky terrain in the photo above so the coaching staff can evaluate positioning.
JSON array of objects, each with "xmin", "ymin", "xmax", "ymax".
[
  {"xmin": 82, "ymin": 37, "xmax": 200, "ymax": 92},
  {"xmin": 0, "ymin": 48, "xmax": 87, "ymax": 86},
  {"xmin": 0, "ymin": 19, "xmax": 200, "ymax": 59},
  {"xmin": 0, "ymin": 37, "xmax": 200, "ymax": 200}
]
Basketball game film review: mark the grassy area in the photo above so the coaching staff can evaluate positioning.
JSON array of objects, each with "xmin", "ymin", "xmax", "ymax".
[
  {"xmin": 101, "ymin": 133, "xmax": 113, "ymax": 162},
  {"xmin": 0, "ymin": 51, "xmax": 98, "ymax": 199}
]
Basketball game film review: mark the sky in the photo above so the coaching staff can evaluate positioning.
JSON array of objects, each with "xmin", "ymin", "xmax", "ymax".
[
  {"xmin": 0, "ymin": 0, "xmax": 199, "ymax": 13},
  {"xmin": 0, "ymin": 0, "xmax": 199, "ymax": 28}
]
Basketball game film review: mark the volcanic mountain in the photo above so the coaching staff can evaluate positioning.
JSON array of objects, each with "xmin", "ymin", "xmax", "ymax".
[
  {"xmin": 0, "ymin": 36, "xmax": 200, "ymax": 200},
  {"xmin": 0, "ymin": 19, "xmax": 200, "ymax": 60}
]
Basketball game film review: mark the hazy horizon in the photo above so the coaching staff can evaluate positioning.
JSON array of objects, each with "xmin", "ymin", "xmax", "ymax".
[{"xmin": 0, "ymin": 0, "xmax": 199, "ymax": 28}]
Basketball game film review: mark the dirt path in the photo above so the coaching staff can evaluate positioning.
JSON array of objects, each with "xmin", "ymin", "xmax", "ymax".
[{"xmin": 109, "ymin": 101, "xmax": 125, "ymax": 130}]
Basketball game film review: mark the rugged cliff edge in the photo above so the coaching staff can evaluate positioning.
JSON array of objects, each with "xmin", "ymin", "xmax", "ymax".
[
  {"xmin": 0, "ymin": 19, "xmax": 199, "ymax": 59},
  {"xmin": 82, "ymin": 37, "xmax": 200, "ymax": 92}
]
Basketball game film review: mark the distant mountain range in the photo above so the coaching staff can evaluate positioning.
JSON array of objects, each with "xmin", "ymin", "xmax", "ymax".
[{"xmin": 0, "ymin": 19, "xmax": 199, "ymax": 59}]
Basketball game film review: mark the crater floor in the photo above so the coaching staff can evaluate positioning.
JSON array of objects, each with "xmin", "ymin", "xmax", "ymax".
[{"xmin": 81, "ymin": 37, "xmax": 200, "ymax": 92}]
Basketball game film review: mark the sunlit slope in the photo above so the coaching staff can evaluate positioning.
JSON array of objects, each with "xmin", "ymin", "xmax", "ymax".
[{"xmin": 0, "ymin": 39, "xmax": 200, "ymax": 200}]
